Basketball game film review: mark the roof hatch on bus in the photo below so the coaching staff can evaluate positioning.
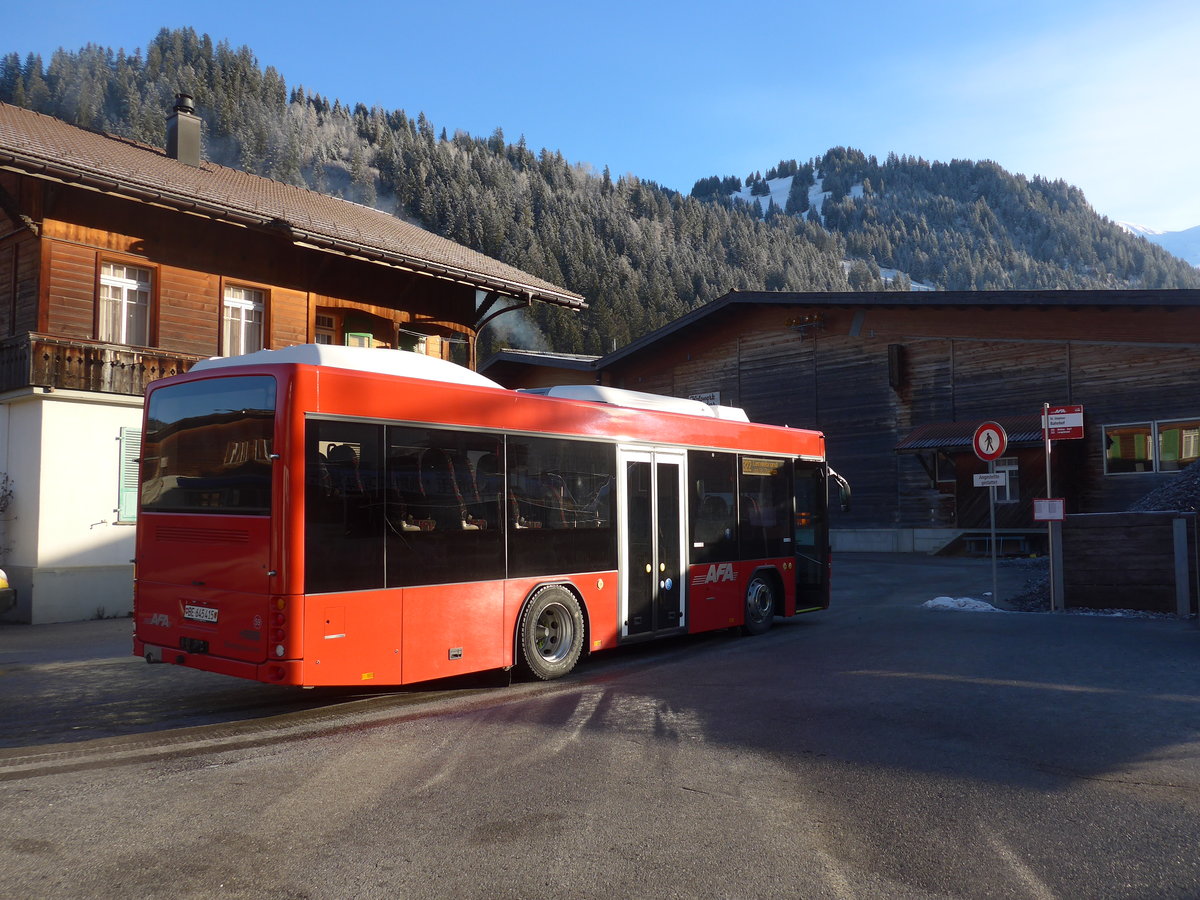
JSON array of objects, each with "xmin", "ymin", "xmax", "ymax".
[
  {"xmin": 191, "ymin": 344, "xmax": 504, "ymax": 389},
  {"xmin": 521, "ymin": 384, "xmax": 750, "ymax": 421}
]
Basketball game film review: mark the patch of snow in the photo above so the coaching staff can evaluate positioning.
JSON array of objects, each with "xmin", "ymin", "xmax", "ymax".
[
  {"xmin": 923, "ymin": 596, "xmax": 1007, "ymax": 612},
  {"xmin": 728, "ymin": 175, "xmax": 794, "ymax": 215},
  {"xmin": 1061, "ymin": 607, "xmax": 1174, "ymax": 619},
  {"xmin": 731, "ymin": 175, "xmax": 934, "ymax": 291},
  {"xmin": 810, "ymin": 177, "xmax": 829, "ymax": 218},
  {"xmin": 879, "ymin": 266, "xmax": 936, "ymax": 290}
]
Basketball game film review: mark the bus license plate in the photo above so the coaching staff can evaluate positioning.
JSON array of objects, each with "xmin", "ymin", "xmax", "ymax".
[{"xmin": 184, "ymin": 604, "xmax": 218, "ymax": 623}]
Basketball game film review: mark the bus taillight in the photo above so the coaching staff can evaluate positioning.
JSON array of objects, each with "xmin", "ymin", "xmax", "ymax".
[{"xmin": 272, "ymin": 598, "xmax": 287, "ymax": 658}]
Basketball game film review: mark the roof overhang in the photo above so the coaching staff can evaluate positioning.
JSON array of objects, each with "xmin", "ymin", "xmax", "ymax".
[
  {"xmin": 895, "ymin": 415, "xmax": 1047, "ymax": 453},
  {"xmin": 0, "ymin": 135, "xmax": 585, "ymax": 311},
  {"xmin": 599, "ymin": 288, "xmax": 1200, "ymax": 368}
]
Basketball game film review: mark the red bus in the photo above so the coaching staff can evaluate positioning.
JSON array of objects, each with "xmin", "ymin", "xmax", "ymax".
[{"xmin": 132, "ymin": 345, "xmax": 846, "ymax": 687}]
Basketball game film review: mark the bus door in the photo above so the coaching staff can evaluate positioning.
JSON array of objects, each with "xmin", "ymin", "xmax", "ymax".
[
  {"xmin": 618, "ymin": 447, "xmax": 686, "ymax": 638},
  {"xmin": 794, "ymin": 462, "xmax": 831, "ymax": 611}
]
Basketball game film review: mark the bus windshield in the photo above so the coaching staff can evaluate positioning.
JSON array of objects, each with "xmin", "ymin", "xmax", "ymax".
[{"xmin": 141, "ymin": 376, "xmax": 276, "ymax": 515}]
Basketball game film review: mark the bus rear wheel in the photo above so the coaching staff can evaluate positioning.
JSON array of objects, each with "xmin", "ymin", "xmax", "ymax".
[
  {"xmin": 742, "ymin": 574, "xmax": 776, "ymax": 636},
  {"xmin": 518, "ymin": 585, "xmax": 585, "ymax": 680}
]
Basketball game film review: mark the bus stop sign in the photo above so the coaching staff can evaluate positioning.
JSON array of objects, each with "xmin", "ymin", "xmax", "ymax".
[{"xmin": 973, "ymin": 421, "xmax": 1008, "ymax": 461}]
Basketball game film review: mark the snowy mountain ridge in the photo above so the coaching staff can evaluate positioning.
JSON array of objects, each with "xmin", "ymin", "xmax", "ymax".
[{"xmin": 1116, "ymin": 222, "xmax": 1200, "ymax": 268}]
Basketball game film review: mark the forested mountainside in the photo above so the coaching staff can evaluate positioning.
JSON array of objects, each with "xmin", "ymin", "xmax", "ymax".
[
  {"xmin": 694, "ymin": 149, "xmax": 1200, "ymax": 292},
  {"xmin": 3, "ymin": 29, "xmax": 1197, "ymax": 355}
]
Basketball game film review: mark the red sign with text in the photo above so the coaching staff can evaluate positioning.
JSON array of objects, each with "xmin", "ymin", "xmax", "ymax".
[{"xmin": 1044, "ymin": 405, "xmax": 1084, "ymax": 440}]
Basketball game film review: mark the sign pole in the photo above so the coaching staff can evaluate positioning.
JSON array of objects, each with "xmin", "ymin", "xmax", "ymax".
[
  {"xmin": 989, "ymin": 459, "xmax": 999, "ymax": 606},
  {"xmin": 1043, "ymin": 402, "xmax": 1058, "ymax": 612},
  {"xmin": 973, "ymin": 421, "xmax": 1008, "ymax": 609}
]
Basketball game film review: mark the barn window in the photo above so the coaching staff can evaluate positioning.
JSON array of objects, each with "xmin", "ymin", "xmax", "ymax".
[
  {"xmin": 994, "ymin": 456, "xmax": 1018, "ymax": 503},
  {"xmin": 1157, "ymin": 418, "xmax": 1200, "ymax": 472},
  {"xmin": 1104, "ymin": 418, "xmax": 1200, "ymax": 474},
  {"xmin": 1104, "ymin": 423, "xmax": 1153, "ymax": 474},
  {"xmin": 99, "ymin": 262, "xmax": 151, "ymax": 346},
  {"xmin": 223, "ymin": 285, "xmax": 265, "ymax": 356}
]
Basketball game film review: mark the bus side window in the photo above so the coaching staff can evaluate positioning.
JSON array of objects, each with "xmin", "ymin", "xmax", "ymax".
[
  {"xmin": 688, "ymin": 450, "xmax": 738, "ymax": 564},
  {"xmin": 384, "ymin": 426, "xmax": 505, "ymax": 587},
  {"xmin": 305, "ymin": 422, "xmax": 385, "ymax": 593},
  {"xmin": 507, "ymin": 436, "xmax": 617, "ymax": 577},
  {"xmin": 738, "ymin": 456, "xmax": 790, "ymax": 560}
]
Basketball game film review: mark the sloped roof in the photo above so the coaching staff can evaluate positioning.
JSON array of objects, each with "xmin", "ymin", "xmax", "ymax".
[
  {"xmin": 895, "ymin": 415, "xmax": 1047, "ymax": 452},
  {"xmin": 600, "ymin": 288, "xmax": 1200, "ymax": 367},
  {"xmin": 480, "ymin": 348, "xmax": 601, "ymax": 373},
  {"xmin": 0, "ymin": 102, "xmax": 585, "ymax": 309}
]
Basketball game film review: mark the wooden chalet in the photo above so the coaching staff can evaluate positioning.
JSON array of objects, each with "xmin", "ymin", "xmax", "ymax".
[
  {"xmin": 484, "ymin": 289, "xmax": 1200, "ymax": 554},
  {"xmin": 0, "ymin": 97, "xmax": 583, "ymax": 622}
]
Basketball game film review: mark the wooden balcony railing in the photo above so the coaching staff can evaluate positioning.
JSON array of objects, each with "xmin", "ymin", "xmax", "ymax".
[{"xmin": 0, "ymin": 333, "xmax": 204, "ymax": 397}]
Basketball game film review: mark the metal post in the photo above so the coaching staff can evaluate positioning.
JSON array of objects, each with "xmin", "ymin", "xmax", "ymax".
[
  {"xmin": 1051, "ymin": 520, "xmax": 1064, "ymax": 609},
  {"xmin": 1043, "ymin": 402, "xmax": 1058, "ymax": 612},
  {"xmin": 989, "ymin": 459, "xmax": 999, "ymax": 606}
]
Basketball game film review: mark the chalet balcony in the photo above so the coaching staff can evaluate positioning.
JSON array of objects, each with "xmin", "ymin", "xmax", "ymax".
[{"xmin": 0, "ymin": 333, "xmax": 203, "ymax": 397}]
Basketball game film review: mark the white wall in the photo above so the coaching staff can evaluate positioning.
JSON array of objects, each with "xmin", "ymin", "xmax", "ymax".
[{"xmin": 0, "ymin": 389, "xmax": 144, "ymax": 623}]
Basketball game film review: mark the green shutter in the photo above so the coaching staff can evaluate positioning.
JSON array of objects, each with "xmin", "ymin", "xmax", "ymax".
[{"xmin": 118, "ymin": 427, "xmax": 142, "ymax": 523}]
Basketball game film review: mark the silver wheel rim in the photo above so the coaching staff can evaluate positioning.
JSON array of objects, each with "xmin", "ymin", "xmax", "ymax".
[
  {"xmin": 534, "ymin": 602, "xmax": 575, "ymax": 663},
  {"xmin": 747, "ymin": 580, "xmax": 772, "ymax": 623}
]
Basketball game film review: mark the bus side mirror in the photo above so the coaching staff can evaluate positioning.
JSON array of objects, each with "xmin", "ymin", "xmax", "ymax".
[{"xmin": 829, "ymin": 467, "xmax": 851, "ymax": 513}]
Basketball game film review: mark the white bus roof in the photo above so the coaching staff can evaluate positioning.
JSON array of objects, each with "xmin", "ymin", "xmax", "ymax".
[
  {"xmin": 190, "ymin": 344, "xmax": 504, "ymax": 389},
  {"xmin": 190, "ymin": 346, "xmax": 751, "ymax": 422}
]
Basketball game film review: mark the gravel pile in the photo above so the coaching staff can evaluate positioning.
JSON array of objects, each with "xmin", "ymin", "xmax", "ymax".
[{"xmin": 1127, "ymin": 459, "xmax": 1200, "ymax": 512}]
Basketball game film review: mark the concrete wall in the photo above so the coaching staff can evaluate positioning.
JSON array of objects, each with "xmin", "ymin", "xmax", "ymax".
[
  {"xmin": 831, "ymin": 528, "xmax": 962, "ymax": 554},
  {"xmin": 0, "ymin": 388, "xmax": 142, "ymax": 623}
]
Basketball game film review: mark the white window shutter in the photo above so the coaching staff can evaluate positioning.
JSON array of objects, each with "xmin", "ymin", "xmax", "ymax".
[{"xmin": 118, "ymin": 427, "xmax": 142, "ymax": 522}]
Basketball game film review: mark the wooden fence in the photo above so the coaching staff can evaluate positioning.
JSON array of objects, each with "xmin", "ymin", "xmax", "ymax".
[{"xmin": 1061, "ymin": 512, "xmax": 1197, "ymax": 614}]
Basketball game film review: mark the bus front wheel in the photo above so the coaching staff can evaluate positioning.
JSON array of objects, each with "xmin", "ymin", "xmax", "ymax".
[
  {"xmin": 518, "ymin": 585, "xmax": 585, "ymax": 680},
  {"xmin": 742, "ymin": 574, "xmax": 776, "ymax": 636}
]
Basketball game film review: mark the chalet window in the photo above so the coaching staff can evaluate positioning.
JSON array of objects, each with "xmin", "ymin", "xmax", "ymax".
[
  {"xmin": 99, "ymin": 262, "xmax": 151, "ymax": 346},
  {"xmin": 1104, "ymin": 418, "xmax": 1200, "ymax": 474},
  {"xmin": 397, "ymin": 329, "xmax": 428, "ymax": 354},
  {"xmin": 223, "ymin": 286, "xmax": 265, "ymax": 356},
  {"xmin": 314, "ymin": 313, "xmax": 338, "ymax": 345},
  {"xmin": 993, "ymin": 456, "xmax": 1018, "ymax": 503}
]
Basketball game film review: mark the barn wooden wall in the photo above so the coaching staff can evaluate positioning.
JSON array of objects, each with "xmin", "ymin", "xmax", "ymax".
[{"xmin": 608, "ymin": 300, "xmax": 1200, "ymax": 530}]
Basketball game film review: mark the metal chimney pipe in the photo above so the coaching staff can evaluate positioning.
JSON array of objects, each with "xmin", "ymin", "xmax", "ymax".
[{"xmin": 166, "ymin": 92, "xmax": 201, "ymax": 167}]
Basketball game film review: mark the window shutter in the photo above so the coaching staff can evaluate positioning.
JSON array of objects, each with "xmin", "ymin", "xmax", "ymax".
[{"xmin": 118, "ymin": 427, "xmax": 142, "ymax": 523}]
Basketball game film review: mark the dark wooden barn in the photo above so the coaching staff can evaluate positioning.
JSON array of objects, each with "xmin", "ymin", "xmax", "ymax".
[{"xmin": 485, "ymin": 289, "xmax": 1200, "ymax": 553}]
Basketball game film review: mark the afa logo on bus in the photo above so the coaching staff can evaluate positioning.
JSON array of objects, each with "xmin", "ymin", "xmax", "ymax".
[{"xmin": 692, "ymin": 563, "xmax": 738, "ymax": 586}]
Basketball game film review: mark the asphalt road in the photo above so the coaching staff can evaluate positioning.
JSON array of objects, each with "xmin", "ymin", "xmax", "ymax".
[{"xmin": 1, "ymin": 553, "xmax": 1198, "ymax": 899}]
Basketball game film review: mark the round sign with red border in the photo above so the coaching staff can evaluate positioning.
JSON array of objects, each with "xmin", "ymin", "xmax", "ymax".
[{"xmin": 973, "ymin": 421, "xmax": 1008, "ymax": 461}]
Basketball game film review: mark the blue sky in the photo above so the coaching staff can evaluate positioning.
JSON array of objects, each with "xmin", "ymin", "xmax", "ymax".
[{"xmin": 7, "ymin": 0, "xmax": 1199, "ymax": 231}]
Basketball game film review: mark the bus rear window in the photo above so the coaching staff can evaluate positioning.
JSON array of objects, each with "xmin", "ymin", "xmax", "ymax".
[{"xmin": 141, "ymin": 376, "xmax": 276, "ymax": 515}]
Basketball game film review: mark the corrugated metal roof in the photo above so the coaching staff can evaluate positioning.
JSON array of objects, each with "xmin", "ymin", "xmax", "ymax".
[
  {"xmin": 480, "ymin": 348, "xmax": 601, "ymax": 373},
  {"xmin": 0, "ymin": 102, "xmax": 585, "ymax": 309},
  {"xmin": 895, "ymin": 415, "xmax": 1047, "ymax": 451}
]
